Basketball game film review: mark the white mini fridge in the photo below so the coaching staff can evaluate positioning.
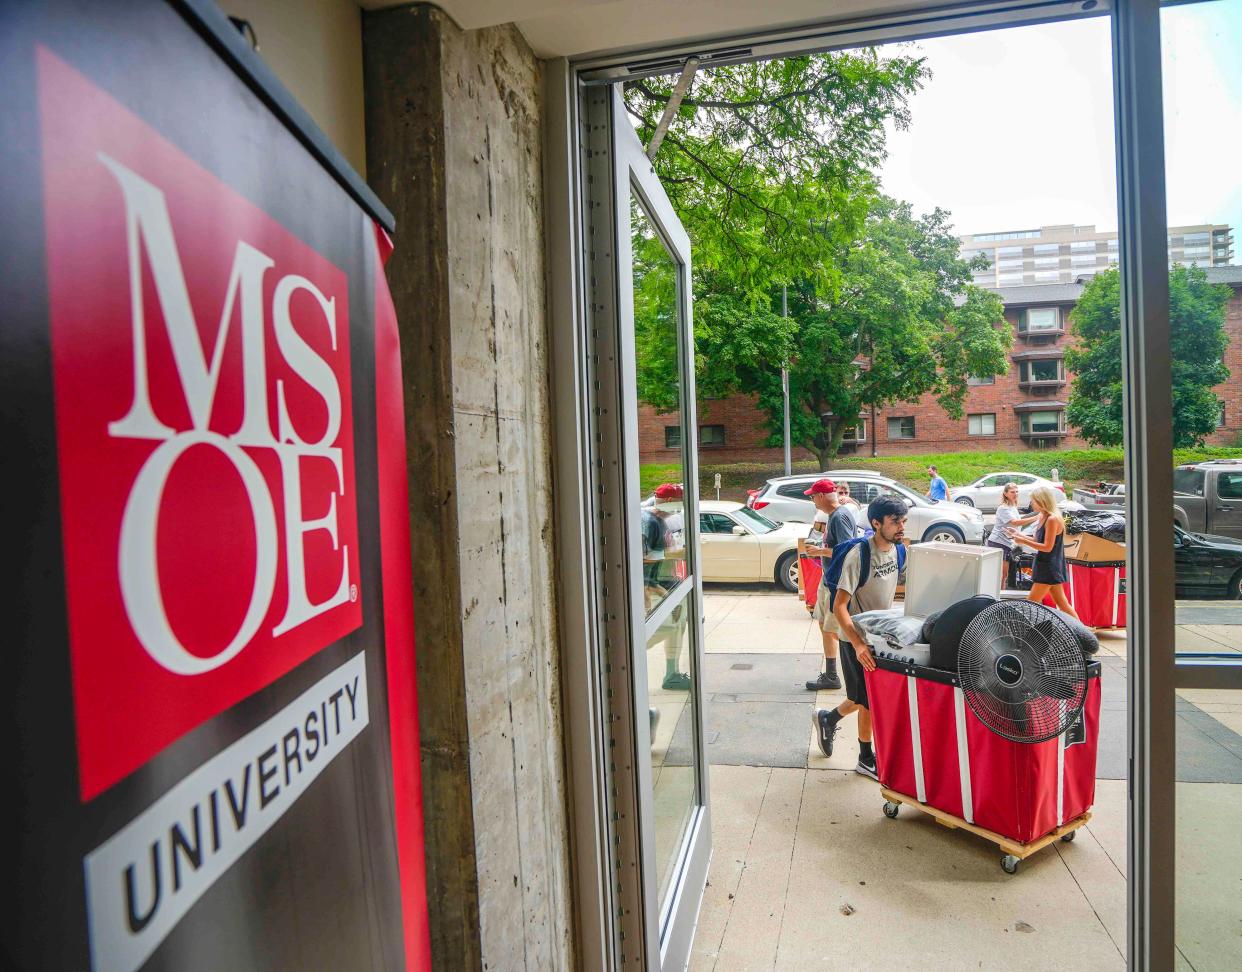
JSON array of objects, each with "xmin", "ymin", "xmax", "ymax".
[{"xmin": 902, "ymin": 541, "xmax": 1001, "ymax": 617}]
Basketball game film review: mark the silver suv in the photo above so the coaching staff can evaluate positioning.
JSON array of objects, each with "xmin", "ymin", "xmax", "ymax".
[{"xmin": 747, "ymin": 470, "xmax": 986, "ymax": 544}]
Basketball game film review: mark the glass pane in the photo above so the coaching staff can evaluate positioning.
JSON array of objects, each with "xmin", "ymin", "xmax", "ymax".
[
  {"xmin": 633, "ymin": 196, "xmax": 687, "ymax": 619},
  {"xmin": 1160, "ymin": 1, "xmax": 1242, "ymax": 967},
  {"xmin": 646, "ymin": 598, "xmax": 698, "ymax": 909}
]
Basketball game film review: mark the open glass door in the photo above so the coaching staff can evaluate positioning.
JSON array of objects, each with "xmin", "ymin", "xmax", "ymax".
[{"xmin": 580, "ymin": 83, "xmax": 711, "ymax": 969}]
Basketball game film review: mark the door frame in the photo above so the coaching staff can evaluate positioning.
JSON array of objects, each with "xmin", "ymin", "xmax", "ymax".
[{"xmin": 544, "ymin": 2, "xmax": 1241, "ymax": 969}]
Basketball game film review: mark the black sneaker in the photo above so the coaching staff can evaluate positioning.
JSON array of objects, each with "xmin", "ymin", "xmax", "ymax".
[
  {"xmin": 855, "ymin": 754, "xmax": 879, "ymax": 781},
  {"xmin": 805, "ymin": 669, "xmax": 842, "ymax": 691},
  {"xmin": 662, "ymin": 671, "xmax": 692, "ymax": 691},
  {"xmin": 813, "ymin": 709, "xmax": 839, "ymax": 759}
]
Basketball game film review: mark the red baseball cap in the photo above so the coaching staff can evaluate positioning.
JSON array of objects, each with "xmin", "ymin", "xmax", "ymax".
[
  {"xmin": 654, "ymin": 483, "xmax": 684, "ymax": 499},
  {"xmin": 803, "ymin": 478, "xmax": 837, "ymax": 496}
]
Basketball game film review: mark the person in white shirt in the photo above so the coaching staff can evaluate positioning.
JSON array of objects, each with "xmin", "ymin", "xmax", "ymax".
[{"xmin": 986, "ymin": 482, "xmax": 1040, "ymax": 588}]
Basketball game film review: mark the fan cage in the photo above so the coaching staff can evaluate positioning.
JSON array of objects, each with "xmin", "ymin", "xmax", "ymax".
[{"xmin": 957, "ymin": 601, "xmax": 1087, "ymax": 744}]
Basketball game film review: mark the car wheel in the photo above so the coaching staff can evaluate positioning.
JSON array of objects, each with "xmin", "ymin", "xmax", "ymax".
[
  {"xmin": 922, "ymin": 524, "xmax": 965, "ymax": 544},
  {"xmin": 776, "ymin": 551, "xmax": 800, "ymax": 593},
  {"xmin": 954, "ymin": 496, "xmax": 974, "ymax": 507}
]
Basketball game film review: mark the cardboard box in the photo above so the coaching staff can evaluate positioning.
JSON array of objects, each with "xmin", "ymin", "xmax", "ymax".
[
  {"xmin": 1064, "ymin": 532, "xmax": 1126, "ymax": 564},
  {"xmin": 902, "ymin": 542, "xmax": 1002, "ymax": 617}
]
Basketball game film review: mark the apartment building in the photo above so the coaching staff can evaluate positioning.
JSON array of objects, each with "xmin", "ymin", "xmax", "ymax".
[
  {"xmin": 638, "ymin": 266, "xmax": 1242, "ymax": 462},
  {"xmin": 961, "ymin": 222, "xmax": 1233, "ymax": 289}
]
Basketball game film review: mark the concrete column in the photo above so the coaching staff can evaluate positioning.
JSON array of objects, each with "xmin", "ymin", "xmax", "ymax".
[{"xmin": 363, "ymin": 6, "xmax": 572, "ymax": 970}]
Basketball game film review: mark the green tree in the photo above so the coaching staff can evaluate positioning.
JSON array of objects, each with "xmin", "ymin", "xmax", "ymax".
[
  {"xmin": 624, "ymin": 50, "xmax": 927, "ymax": 302},
  {"xmin": 1065, "ymin": 266, "xmax": 1230, "ymax": 447},
  {"xmin": 740, "ymin": 199, "xmax": 1010, "ymax": 468}
]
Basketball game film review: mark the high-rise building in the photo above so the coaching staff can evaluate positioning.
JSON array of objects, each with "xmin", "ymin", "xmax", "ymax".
[{"xmin": 960, "ymin": 223, "xmax": 1233, "ymax": 288}]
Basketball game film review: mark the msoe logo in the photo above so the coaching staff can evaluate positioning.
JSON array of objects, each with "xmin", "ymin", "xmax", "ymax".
[{"xmin": 39, "ymin": 48, "xmax": 363, "ymax": 801}]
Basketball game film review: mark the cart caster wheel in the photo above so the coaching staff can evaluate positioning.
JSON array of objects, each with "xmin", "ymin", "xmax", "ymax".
[
  {"xmin": 883, "ymin": 801, "xmax": 899, "ymax": 819},
  {"xmin": 1001, "ymin": 855, "xmax": 1020, "ymax": 875},
  {"xmin": 1060, "ymin": 831, "xmax": 1076, "ymax": 843}
]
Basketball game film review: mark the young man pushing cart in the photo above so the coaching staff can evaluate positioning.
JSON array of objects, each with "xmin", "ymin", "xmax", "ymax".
[{"xmin": 811, "ymin": 495, "xmax": 908, "ymax": 779}]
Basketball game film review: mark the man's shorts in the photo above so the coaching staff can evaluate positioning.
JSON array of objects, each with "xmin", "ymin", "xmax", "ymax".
[
  {"xmin": 839, "ymin": 640, "xmax": 869, "ymax": 708},
  {"xmin": 813, "ymin": 584, "xmax": 846, "ymax": 636}
]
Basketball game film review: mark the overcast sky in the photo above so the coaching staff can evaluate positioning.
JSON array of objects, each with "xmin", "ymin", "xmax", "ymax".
[{"xmin": 877, "ymin": 2, "xmax": 1242, "ymax": 245}]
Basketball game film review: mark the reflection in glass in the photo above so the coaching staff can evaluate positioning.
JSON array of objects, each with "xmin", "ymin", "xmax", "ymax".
[
  {"xmin": 646, "ymin": 602, "xmax": 697, "ymax": 908},
  {"xmin": 1160, "ymin": 2, "xmax": 1242, "ymax": 966},
  {"xmin": 633, "ymin": 196, "xmax": 687, "ymax": 619}
]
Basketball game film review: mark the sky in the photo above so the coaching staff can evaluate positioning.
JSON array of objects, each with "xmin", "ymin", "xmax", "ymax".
[{"xmin": 876, "ymin": 1, "xmax": 1242, "ymax": 244}]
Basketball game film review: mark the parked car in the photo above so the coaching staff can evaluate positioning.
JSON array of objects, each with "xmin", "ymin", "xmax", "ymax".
[
  {"xmin": 1172, "ymin": 524, "xmax": 1242, "ymax": 599},
  {"xmin": 950, "ymin": 472, "xmax": 1065, "ymax": 511},
  {"xmin": 746, "ymin": 471, "xmax": 987, "ymax": 544},
  {"xmin": 685, "ymin": 500, "xmax": 806, "ymax": 592},
  {"xmin": 1173, "ymin": 460, "xmax": 1242, "ymax": 540}
]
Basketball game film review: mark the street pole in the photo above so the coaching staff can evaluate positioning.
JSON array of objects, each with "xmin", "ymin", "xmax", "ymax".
[{"xmin": 781, "ymin": 285, "xmax": 791, "ymax": 476}]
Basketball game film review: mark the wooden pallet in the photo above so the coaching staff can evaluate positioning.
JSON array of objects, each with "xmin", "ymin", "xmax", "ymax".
[{"xmin": 880, "ymin": 787, "xmax": 1091, "ymax": 868}]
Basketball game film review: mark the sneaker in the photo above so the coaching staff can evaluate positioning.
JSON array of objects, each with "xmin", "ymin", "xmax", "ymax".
[
  {"xmin": 805, "ymin": 669, "xmax": 842, "ymax": 691},
  {"xmin": 813, "ymin": 709, "xmax": 839, "ymax": 759},
  {"xmin": 662, "ymin": 671, "xmax": 692, "ymax": 691},
  {"xmin": 855, "ymin": 754, "xmax": 879, "ymax": 781}
]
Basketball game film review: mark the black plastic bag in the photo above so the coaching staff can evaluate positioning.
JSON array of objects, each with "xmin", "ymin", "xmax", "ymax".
[{"xmin": 1065, "ymin": 509, "xmax": 1127, "ymax": 542}]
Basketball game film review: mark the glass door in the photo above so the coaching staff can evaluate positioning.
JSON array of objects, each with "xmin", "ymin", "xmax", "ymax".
[{"xmin": 580, "ymin": 84, "xmax": 711, "ymax": 969}]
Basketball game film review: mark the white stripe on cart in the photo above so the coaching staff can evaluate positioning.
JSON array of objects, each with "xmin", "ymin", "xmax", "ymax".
[
  {"xmin": 1112, "ymin": 566, "xmax": 1121, "ymax": 628},
  {"xmin": 907, "ymin": 676, "xmax": 927, "ymax": 804},
  {"xmin": 1057, "ymin": 719, "xmax": 1067, "ymax": 826},
  {"xmin": 953, "ymin": 686, "xmax": 974, "ymax": 824}
]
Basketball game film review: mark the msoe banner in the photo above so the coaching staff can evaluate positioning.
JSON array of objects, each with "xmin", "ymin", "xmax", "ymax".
[{"xmin": 2, "ymin": 3, "xmax": 429, "ymax": 970}]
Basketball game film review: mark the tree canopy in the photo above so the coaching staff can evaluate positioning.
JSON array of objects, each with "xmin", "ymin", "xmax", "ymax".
[
  {"xmin": 1066, "ymin": 265, "xmax": 1231, "ymax": 448},
  {"xmin": 625, "ymin": 50, "xmax": 1012, "ymax": 468},
  {"xmin": 624, "ymin": 51, "xmax": 927, "ymax": 302}
]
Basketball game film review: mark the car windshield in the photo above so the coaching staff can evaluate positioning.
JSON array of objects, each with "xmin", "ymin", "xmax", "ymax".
[
  {"xmin": 734, "ymin": 508, "xmax": 780, "ymax": 534},
  {"xmin": 884, "ymin": 482, "xmax": 929, "ymax": 507}
]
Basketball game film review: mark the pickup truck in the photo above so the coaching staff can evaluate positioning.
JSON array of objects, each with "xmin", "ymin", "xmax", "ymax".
[
  {"xmin": 1173, "ymin": 460, "xmax": 1242, "ymax": 539},
  {"xmin": 1071, "ymin": 482, "xmax": 1126, "ymax": 510}
]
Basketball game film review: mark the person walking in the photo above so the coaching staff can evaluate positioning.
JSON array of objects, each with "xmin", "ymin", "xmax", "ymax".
[
  {"xmin": 835, "ymin": 481, "xmax": 865, "ymax": 537},
  {"xmin": 1008, "ymin": 485, "xmax": 1080, "ymax": 620},
  {"xmin": 802, "ymin": 479, "xmax": 854, "ymax": 691},
  {"xmin": 811, "ymin": 495, "xmax": 908, "ymax": 779},
  {"xmin": 926, "ymin": 465, "xmax": 949, "ymax": 503},
  {"xmin": 986, "ymin": 482, "xmax": 1040, "ymax": 588}
]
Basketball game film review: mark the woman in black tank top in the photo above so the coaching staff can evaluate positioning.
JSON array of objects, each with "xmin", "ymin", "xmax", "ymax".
[{"xmin": 1007, "ymin": 486, "xmax": 1080, "ymax": 620}]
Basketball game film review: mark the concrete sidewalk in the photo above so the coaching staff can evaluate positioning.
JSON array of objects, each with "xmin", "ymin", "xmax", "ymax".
[{"xmin": 689, "ymin": 585, "xmax": 1242, "ymax": 971}]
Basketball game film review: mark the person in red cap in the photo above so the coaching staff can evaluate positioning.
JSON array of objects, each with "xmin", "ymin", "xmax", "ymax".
[
  {"xmin": 801, "ymin": 479, "xmax": 855, "ymax": 691},
  {"xmin": 642, "ymin": 484, "xmax": 691, "ymax": 690}
]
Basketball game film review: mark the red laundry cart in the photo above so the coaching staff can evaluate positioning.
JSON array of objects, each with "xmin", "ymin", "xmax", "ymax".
[
  {"xmin": 800, "ymin": 554, "xmax": 822, "ymax": 611},
  {"xmin": 864, "ymin": 657, "xmax": 1102, "ymax": 872},
  {"xmin": 1064, "ymin": 560, "xmax": 1127, "ymax": 628}
]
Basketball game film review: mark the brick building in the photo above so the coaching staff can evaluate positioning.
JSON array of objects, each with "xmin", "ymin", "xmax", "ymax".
[{"xmin": 639, "ymin": 266, "xmax": 1242, "ymax": 464}]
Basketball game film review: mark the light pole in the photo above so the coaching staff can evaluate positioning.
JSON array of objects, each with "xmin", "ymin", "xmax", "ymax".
[{"xmin": 781, "ymin": 284, "xmax": 791, "ymax": 476}]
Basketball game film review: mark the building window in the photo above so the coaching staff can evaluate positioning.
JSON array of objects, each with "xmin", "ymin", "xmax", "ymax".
[
  {"xmin": 1218, "ymin": 405, "xmax": 1226, "ymax": 429},
  {"xmin": 967, "ymin": 374, "xmax": 995, "ymax": 386},
  {"xmin": 1070, "ymin": 240, "xmax": 1098, "ymax": 252},
  {"xmin": 700, "ymin": 424, "xmax": 726, "ymax": 447},
  {"xmin": 1021, "ymin": 307, "xmax": 1060, "ymax": 332},
  {"xmin": 1033, "ymin": 243, "xmax": 1060, "ymax": 255},
  {"xmin": 888, "ymin": 416, "xmax": 916, "ymax": 440},
  {"xmin": 1020, "ymin": 410, "xmax": 1064, "ymax": 434},
  {"xmin": 1022, "ymin": 359, "xmax": 1063, "ymax": 383},
  {"xmin": 968, "ymin": 413, "xmax": 996, "ymax": 436},
  {"xmin": 841, "ymin": 420, "xmax": 867, "ymax": 443},
  {"xmin": 664, "ymin": 426, "xmax": 681, "ymax": 448}
]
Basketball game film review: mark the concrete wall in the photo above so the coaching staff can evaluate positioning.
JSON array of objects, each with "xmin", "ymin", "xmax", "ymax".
[
  {"xmin": 220, "ymin": 0, "xmax": 367, "ymax": 173},
  {"xmin": 363, "ymin": 6, "xmax": 572, "ymax": 970}
]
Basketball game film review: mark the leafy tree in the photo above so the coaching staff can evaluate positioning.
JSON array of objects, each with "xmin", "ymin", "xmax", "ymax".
[
  {"xmin": 739, "ymin": 199, "xmax": 1010, "ymax": 469},
  {"xmin": 1065, "ymin": 266, "xmax": 1230, "ymax": 447},
  {"xmin": 624, "ymin": 51, "xmax": 927, "ymax": 302}
]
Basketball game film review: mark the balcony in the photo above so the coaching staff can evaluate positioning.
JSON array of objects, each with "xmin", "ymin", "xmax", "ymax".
[
  {"xmin": 1018, "ymin": 377, "xmax": 1066, "ymax": 391},
  {"xmin": 1016, "ymin": 324, "xmax": 1065, "ymax": 342},
  {"xmin": 1019, "ymin": 427, "xmax": 1069, "ymax": 441}
]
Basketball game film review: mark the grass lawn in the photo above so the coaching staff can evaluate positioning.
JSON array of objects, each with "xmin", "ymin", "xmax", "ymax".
[{"xmin": 640, "ymin": 446, "xmax": 1242, "ymax": 500}]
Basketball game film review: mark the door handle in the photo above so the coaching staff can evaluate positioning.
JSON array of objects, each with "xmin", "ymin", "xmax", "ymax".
[{"xmin": 1217, "ymin": 507, "xmax": 1233, "ymax": 513}]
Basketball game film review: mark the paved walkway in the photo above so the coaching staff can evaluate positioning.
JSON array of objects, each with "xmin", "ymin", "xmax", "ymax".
[{"xmin": 689, "ymin": 586, "xmax": 1242, "ymax": 971}]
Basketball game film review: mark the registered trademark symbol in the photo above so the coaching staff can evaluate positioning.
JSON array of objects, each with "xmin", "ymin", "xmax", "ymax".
[{"xmin": 349, "ymin": 584, "xmax": 358, "ymax": 602}]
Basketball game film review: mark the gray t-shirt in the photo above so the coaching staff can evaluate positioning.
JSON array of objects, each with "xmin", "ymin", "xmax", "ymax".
[
  {"xmin": 827, "ymin": 506, "xmax": 857, "ymax": 547},
  {"xmin": 835, "ymin": 538, "xmax": 903, "ymax": 616}
]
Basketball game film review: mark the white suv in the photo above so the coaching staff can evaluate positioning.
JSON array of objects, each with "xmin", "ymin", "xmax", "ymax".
[{"xmin": 747, "ymin": 470, "xmax": 986, "ymax": 544}]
